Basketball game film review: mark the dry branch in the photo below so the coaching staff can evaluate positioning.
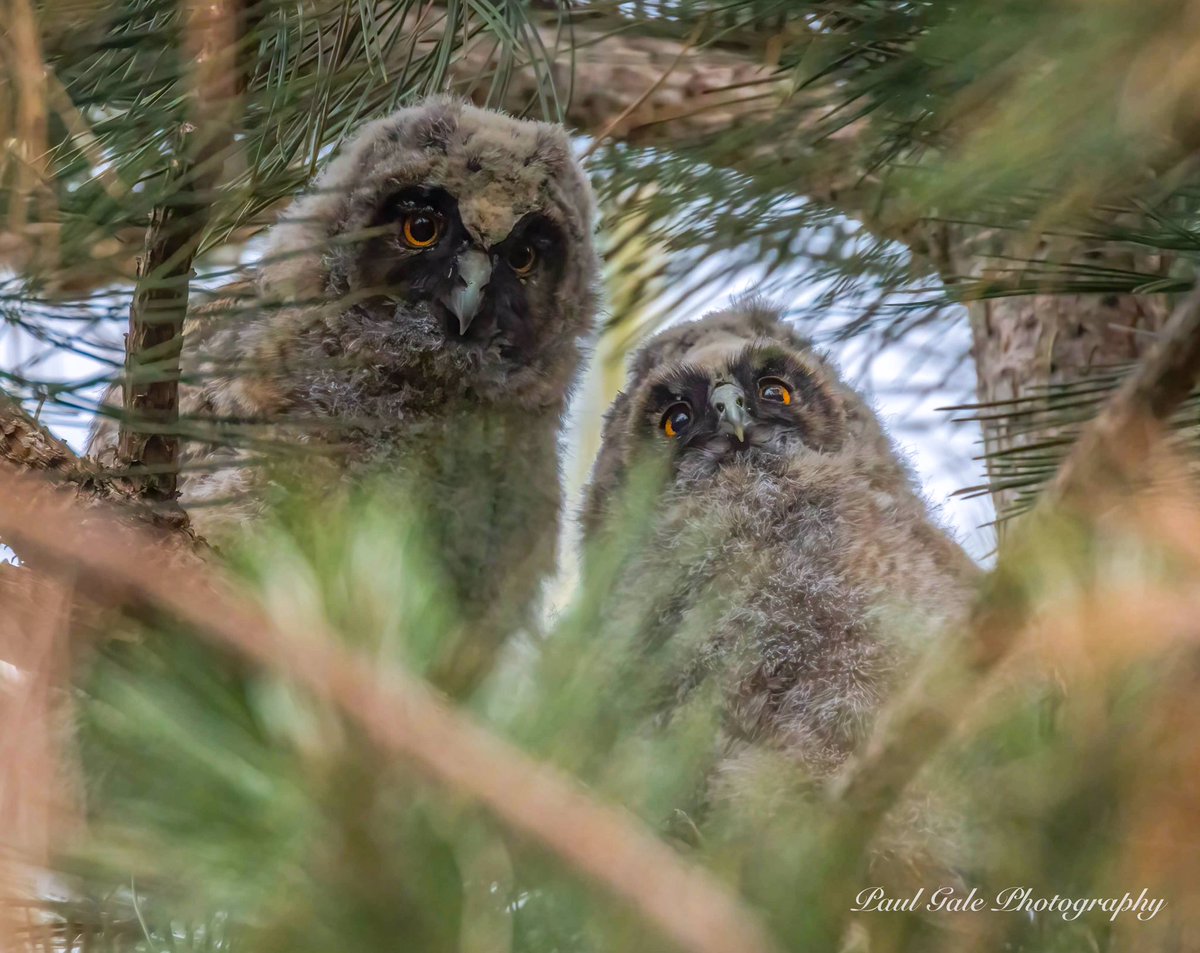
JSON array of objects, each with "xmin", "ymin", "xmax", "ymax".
[
  {"xmin": 0, "ymin": 395, "xmax": 88, "ymax": 481},
  {"xmin": 829, "ymin": 282, "xmax": 1200, "ymax": 848},
  {"xmin": 0, "ymin": 395, "xmax": 199, "ymax": 544},
  {"xmin": 454, "ymin": 19, "xmax": 780, "ymax": 148},
  {"xmin": 0, "ymin": 463, "xmax": 783, "ymax": 953}
]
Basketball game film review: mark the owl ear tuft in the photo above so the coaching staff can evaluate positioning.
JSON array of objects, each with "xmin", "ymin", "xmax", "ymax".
[
  {"xmin": 413, "ymin": 108, "xmax": 457, "ymax": 154},
  {"xmin": 528, "ymin": 130, "xmax": 570, "ymax": 174}
]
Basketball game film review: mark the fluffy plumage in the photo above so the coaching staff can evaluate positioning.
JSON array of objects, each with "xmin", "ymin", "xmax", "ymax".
[
  {"xmin": 90, "ymin": 98, "xmax": 599, "ymax": 689},
  {"xmin": 583, "ymin": 299, "xmax": 978, "ymax": 782}
]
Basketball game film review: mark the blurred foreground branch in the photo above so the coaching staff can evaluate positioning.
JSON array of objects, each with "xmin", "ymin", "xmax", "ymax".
[{"xmin": 0, "ymin": 463, "xmax": 784, "ymax": 953}]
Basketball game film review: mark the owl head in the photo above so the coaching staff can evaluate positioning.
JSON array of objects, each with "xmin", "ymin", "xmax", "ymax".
[
  {"xmin": 256, "ymin": 97, "xmax": 598, "ymax": 406},
  {"xmin": 584, "ymin": 299, "xmax": 898, "ymax": 527}
]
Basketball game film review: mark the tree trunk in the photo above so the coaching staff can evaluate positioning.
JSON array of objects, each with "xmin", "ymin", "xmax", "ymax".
[{"xmin": 935, "ymin": 227, "xmax": 1172, "ymax": 518}]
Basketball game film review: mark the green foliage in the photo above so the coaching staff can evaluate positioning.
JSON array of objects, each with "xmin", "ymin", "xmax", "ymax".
[{"xmin": 40, "ymin": 472, "xmax": 1198, "ymax": 953}]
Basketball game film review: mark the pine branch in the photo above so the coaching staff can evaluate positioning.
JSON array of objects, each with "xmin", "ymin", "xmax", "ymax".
[
  {"xmin": 0, "ymin": 394, "xmax": 89, "ymax": 482},
  {"xmin": 454, "ymin": 17, "xmax": 783, "ymax": 147},
  {"xmin": 0, "ymin": 394, "xmax": 198, "ymax": 541},
  {"xmin": 0, "ymin": 462, "xmax": 784, "ymax": 953}
]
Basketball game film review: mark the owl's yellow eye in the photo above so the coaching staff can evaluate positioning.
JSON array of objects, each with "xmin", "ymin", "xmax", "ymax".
[
  {"xmin": 402, "ymin": 211, "xmax": 442, "ymax": 249},
  {"xmin": 661, "ymin": 402, "xmax": 692, "ymax": 438},
  {"xmin": 508, "ymin": 242, "xmax": 537, "ymax": 277},
  {"xmin": 758, "ymin": 378, "xmax": 792, "ymax": 405}
]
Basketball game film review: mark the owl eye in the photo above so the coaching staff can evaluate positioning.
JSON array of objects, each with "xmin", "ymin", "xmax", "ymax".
[
  {"xmin": 661, "ymin": 402, "xmax": 692, "ymax": 439},
  {"xmin": 507, "ymin": 242, "xmax": 537, "ymax": 277},
  {"xmin": 758, "ymin": 378, "xmax": 793, "ymax": 405},
  {"xmin": 402, "ymin": 210, "xmax": 442, "ymax": 249}
]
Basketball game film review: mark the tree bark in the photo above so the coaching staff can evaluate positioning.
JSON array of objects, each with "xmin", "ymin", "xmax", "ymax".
[
  {"xmin": 0, "ymin": 395, "xmax": 88, "ymax": 481},
  {"xmin": 0, "ymin": 395, "xmax": 198, "ymax": 542},
  {"xmin": 932, "ymin": 226, "xmax": 1173, "ymax": 517}
]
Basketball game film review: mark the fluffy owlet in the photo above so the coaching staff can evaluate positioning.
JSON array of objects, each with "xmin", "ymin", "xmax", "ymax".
[
  {"xmin": 90, "ymin": 97, "xmax": 599, "ymax": 691},
  {"xmin": 583, "ymin": 300, "xmax": 979, "ymax": 787}
]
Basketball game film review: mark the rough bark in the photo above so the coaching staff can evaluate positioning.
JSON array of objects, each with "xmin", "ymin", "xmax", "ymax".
[
  {"xmin": 0, "ymin": 395, "xmax": 89, "ymax": 481},
  {"xmin": 0, "ymin": 395, "xmax": 198, "ymax": 541},
  {"xmin": 933, "ymin": 226, "xmax": 1173, "ymax": 517},
  {"xmin": 119, "ymin": 195, "xmax": 197, "ymax": 504}
]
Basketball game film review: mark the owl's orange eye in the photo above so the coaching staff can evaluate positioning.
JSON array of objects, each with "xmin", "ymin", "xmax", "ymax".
[
  {"xmin": 402, "ymin": 211, "xmax": 442, "ymax": 249},
  {"xmin": 507, "ymin": 242, "xmax": 537, "ymax": 277},
  {"xmin": 758, "ymin": 378, "xmax": 792, "ymax": 405},
  {"xmin": 661, "ymin": 402, "xmax": 692, "ymax": 438}
]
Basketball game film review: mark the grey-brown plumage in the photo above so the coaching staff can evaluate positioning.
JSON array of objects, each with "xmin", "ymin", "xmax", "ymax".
[
  {"xmin": 90, "ymin": 98, "xmax": 599, "ymax": 689},
  {"xmin": 583, "ymin": 299, "xmax": 979, "ymax": 786}
]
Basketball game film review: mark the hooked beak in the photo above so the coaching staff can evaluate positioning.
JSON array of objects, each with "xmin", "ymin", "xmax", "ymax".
[
  {"xmin": 443, "ymin": 247, "xmax": 493, "ymax": 335},
  {"xmin": 709, "ymin": 382, "xmax": 750, "ymax": 443}
]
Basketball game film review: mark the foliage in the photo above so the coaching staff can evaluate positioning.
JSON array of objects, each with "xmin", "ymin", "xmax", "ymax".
[
  {"xmin": 4, "ymin": 1, "xmax": 1200, "ymax": 952},
  {"xmin": 8, "ymin": 466, "xmax": 1200, "ymax": 952}
]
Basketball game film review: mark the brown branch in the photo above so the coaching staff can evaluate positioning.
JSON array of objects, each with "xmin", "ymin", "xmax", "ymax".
[
  {"xmin": 579, "ymin": 22, "xmax": 707, "ymax": 161},
  {"xmin": 3, "ymin": 0, "xmax": 55, "ymax": 266},
  {"xmin": 0, "ymin": 395, "xmax": 199, "ymax": 542},
  {"xmin": 828, "ymin": 282, "xmax": 1200, "ymax": 853},
  {"xmin": 117, "ymin": 0, "xmax": 244, "ymax": 505},
  {"xmin": 0, "ymin": 463, "xmax": 784, "ymax": 953},
  {"xmin": 0, "ymin": 394, "xmax": 88, "ymax": 481},
  {"xmin": 450, "ymin": 19, "xmax": 785, "ymax": 148}
]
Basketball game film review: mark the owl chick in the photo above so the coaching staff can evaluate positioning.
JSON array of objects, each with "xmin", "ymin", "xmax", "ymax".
[
  {"xmin": 583, "ymin": 300, "xmax": 979, "ymax": 783},
  {"xmin": 90, "ymin": 97, "xmax": 599, "ymax": 691}
]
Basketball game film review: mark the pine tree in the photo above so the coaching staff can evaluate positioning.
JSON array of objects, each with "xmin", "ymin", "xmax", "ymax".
[{"xmin": 4, "ymin": 2, "xmax": 1200, "ymax": 951}]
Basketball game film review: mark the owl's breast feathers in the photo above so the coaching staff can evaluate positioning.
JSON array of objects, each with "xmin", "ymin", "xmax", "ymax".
[{"xmin": 624, "ymin": 450, "xmax": 974, "ymax": 770}]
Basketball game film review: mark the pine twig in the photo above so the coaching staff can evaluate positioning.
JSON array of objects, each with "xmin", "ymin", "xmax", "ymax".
[{"xmin": 0, "ymin": 463, "xmax": 784, "ymax": 953}]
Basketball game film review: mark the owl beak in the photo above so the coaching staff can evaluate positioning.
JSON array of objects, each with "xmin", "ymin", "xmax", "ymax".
[
  {"xmin": 710, "ymin": 382, "xmax": 749, "ymax": 443},
  {"xmin": 445, "ymin": 248, "xmax": 493, "ymax": 335}
]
